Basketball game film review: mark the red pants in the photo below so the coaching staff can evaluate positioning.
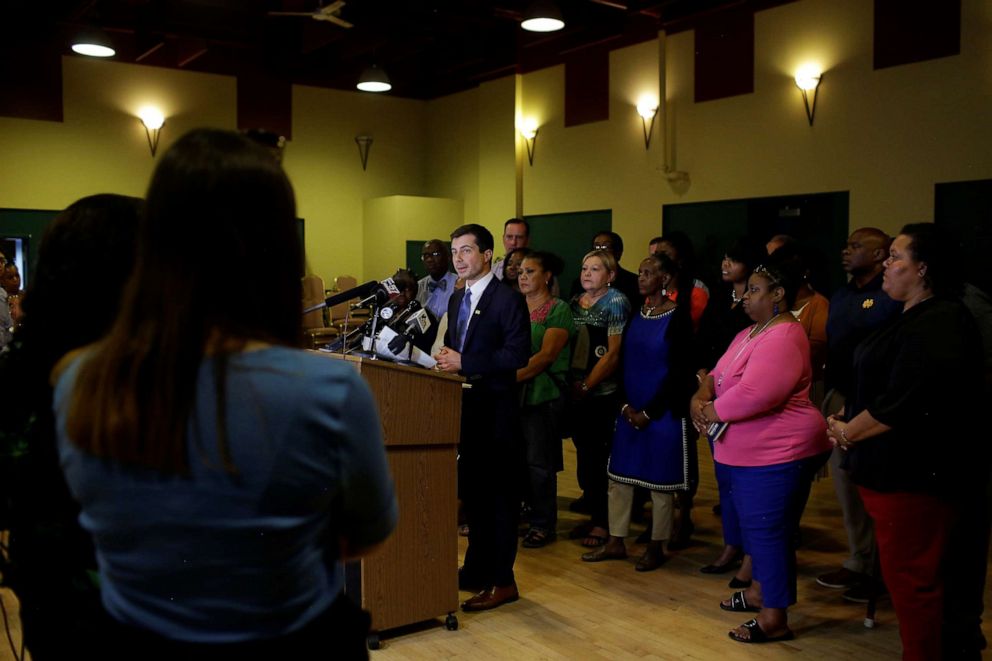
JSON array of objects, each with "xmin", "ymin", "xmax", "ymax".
[{"xmin": 859, "ymin": 487, "xmax": 955, "ymax": 661}]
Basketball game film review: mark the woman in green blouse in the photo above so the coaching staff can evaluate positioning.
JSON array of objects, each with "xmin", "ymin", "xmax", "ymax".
[{"xmin": 516, "ymin": 251, "xmax": 575, "ymax": 548}]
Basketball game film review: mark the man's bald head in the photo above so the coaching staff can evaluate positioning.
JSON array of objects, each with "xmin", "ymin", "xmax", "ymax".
[{"xmin": 843, "ymin": 227, "xmax": 890, "ymax": 279}]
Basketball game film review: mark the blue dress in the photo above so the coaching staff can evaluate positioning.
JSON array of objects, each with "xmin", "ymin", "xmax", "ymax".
[{"xmin": 607, "ymin": 308, "xmax": 689, "ymax": 491}]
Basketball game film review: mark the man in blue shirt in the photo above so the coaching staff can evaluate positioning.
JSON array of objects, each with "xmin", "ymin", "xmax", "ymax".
[
  {"xmin": 416, "ymin": 239, "xmax": 457, "ymax": 321},
  {"xmin": 816, "ymin": 227, "xmax": 902, "ymax": 602}
]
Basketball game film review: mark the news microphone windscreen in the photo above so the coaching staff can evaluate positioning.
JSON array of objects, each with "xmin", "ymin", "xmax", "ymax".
[{"xmin": 322, "ymin": 280, "xmax": 378, "ymax": 309}]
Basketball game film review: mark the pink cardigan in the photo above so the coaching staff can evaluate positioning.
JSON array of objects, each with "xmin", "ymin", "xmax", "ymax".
[{"xmin": 712, "ymin": 322, "xmax": 830, "ymax": 467}]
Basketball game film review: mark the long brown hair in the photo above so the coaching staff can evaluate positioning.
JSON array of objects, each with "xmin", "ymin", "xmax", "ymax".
[{"xmin": 66, "ymin": 129, "xmax": 303, "ymax": 473}]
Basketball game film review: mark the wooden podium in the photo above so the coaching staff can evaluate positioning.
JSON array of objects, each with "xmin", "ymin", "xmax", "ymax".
[{"xmin": 318, "ymin": 353, "xmax": 462, "ymax": 646}]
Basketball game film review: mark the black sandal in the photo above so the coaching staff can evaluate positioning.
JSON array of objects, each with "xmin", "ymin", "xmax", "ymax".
[
  {"xmin": 728, "ymin": 619, "xmax": 795, "ymax": 644},
  {"xmin": 719, "ymin": 590, "xmax": 760, "ymax": 613}
]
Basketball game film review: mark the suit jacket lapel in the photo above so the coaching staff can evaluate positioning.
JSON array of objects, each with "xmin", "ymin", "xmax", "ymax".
[{"xmin": 462, "ymin": 277, "xmax": 498, "ymax": 351}]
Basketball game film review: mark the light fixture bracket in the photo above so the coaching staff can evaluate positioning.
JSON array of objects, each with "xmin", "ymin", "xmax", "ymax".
[
  {"xmin": 522, "ymin": 129, "xmax": 538, "ymax": 166},
  {"xmin": 796, "ymin": 74, "xmax": 822, "ymax": 126},
  {"xmin": 355, "ymin": 135, "xmax": 373, "ymax": 170}
]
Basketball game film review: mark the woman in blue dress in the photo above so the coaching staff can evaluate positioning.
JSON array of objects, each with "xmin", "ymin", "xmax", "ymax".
[{"xmin": 582, "ymin": 252, "xmax": 696, "ymax": 571}]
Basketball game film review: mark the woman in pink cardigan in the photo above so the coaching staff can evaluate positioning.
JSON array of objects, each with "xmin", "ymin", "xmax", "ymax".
[{"xmin": 691, "ymin": 261, "xmax": 831, "ymax": 644}]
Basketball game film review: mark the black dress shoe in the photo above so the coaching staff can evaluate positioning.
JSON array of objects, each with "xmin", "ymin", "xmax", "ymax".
[
  {"xmin": 461, "ymin": 583, "xmax": 519, "ymax": 612},
  {"xmin": 700, "ymin": 556, "xmax": 743, "ymax": 574}
]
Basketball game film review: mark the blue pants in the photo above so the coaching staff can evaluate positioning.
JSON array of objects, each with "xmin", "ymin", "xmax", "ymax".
[
  {"xmin": 714, "ymin": 458, "xmax": 743, "ymax": 548},
  {"xmin": 722, "ymin": 451, "xmax": 829, "ymax": 608}
]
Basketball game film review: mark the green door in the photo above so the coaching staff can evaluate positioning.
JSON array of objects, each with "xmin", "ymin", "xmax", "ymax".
[{"xmin": 525, "ymin": 210, "xmax": 612, "ymax": 295}]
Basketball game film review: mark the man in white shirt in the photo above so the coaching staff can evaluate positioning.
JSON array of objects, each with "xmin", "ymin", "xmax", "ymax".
[{"xmin": 493, "ymin": 218, "xmax": 529, "ymax": 280}]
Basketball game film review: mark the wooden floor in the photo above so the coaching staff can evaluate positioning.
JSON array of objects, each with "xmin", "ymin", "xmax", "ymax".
[
  {"xmin": 0, "ymin": 437, "xmax": 989, "ymax": 660},
  {"xmin": 372, "ymin": 437, "xmax": 992, "ymax": 660}
]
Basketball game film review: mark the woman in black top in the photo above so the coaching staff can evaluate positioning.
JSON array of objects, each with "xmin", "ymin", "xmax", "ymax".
[{"xmin": 826, "ymin": 223, "xmax": 983, "ymax": 661}]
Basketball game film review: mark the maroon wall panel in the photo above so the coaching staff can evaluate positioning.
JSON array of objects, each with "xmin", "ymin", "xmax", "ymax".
[
  {"xmin": 0, "ymin": 40, "xmax": 63, "ymax": 122},
  {"xmin": 694, "ymin": 9, "xmax": 754, "ymax": 103},
  {"xmin": 237, "ymin": 70, "xmax": 292, "ymax": 140},
  {"xmin": 564, "ymin": 48, "xmax": 609, "ymax": 127},
  {"xmin": 874, "ymin": 0, "xmax": 961, "ymax": 70}
]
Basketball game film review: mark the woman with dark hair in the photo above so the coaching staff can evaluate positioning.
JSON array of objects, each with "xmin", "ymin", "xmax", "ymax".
[
  {"xmin": 691, "ymin": 260, "xmax": 831, "ymax": 644},
  {"xmin": 0, "ymin": 194, "xmax": 142, "ymax": 660},
  {"xmin": 826, "ymin": 223, "xmax": 982, "ymax": 661},
  {"xmin": 650, "ymin": 231, "xmax": 709, "ymax": 328},
  {"xmin": 502, "ymin": 247, "xmax": 532, "ymax": 292},
  {"xmin": 516, "ymin": 251, "xmax": 574, "ymax": 548},
  {"xmin": 696, "ymin": 237, "xmax": 766, "ymax": 584},
  {"xmin": 567, "ymin": 249, "xmax": 631, "ymax": 548},
  {"xmin": 52, "ymin": 129, "xmax": 397, "ymax": 659},
  {"xmin": 581, "ymin": 252, "xmax": 695, "ymax": 570}
]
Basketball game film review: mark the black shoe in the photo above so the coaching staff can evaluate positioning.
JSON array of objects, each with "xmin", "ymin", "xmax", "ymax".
[{"xmin": 842, "ymin": 580, "xmax": 887, "ymax": 604}]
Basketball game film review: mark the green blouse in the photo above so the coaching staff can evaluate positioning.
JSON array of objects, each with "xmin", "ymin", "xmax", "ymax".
[{"xmin": 523, "ymin": 297, "xmax": 575, "ymax": 407}]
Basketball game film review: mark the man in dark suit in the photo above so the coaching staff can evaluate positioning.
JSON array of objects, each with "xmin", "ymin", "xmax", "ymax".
[{"xmin": 434, "ymin": 223, "xmax": 530, "ymax": 612}]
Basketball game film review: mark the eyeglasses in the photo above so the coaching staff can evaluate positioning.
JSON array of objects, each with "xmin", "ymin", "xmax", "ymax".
[
  {"xmin": 421, "ymin": 251, "xmax": 443, "ymax": 260},
  {"xmin": 593, "ymin": 244, "xmax": 612, "ymax": 251}
]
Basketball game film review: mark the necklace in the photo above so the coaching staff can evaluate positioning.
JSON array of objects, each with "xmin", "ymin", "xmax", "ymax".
[
  {"xmin": 730, "ymin": 288, "xmax": 743, "ymax": 304},
  {"xmin": 718, "ymin": 315, "xmax": 783, "ymax": 386},
  {"xmin": 748, "ymin": 314, "xmax": 780, "ymax": 338}
]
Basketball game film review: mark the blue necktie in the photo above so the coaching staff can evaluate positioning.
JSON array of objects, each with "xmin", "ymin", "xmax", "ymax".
[{"xmin": 455, "ymin": 288, "xmax": 472, "ymax": 352}]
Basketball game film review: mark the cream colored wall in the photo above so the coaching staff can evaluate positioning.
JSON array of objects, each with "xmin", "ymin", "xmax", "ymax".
[
  {"xmin": 424, "ymin": 76, "xmax": 517, "ymax": 246},
  {"xmin": 0, "ymin": 57, "xmax": 431, "ymax": 282},
  {"xmin": 286, "ymin": 85, "xmax": 428, "ymax": 281},
  {"xmin": 506, "ymin": 0, "xmax": 992, "ymax": 264},
  {"xmin": 362, "ymin": 195, "xmax": 463, "ymax": 280},
  {"xmin": 0, "ymin": 57, "xmax": 234, "ymax": 208}
]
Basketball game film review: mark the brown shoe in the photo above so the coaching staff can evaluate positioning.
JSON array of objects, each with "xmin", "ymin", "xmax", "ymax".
[
  {"xmin": 635, "ymin": 541, "xmax": 667, "ymax": 572},
  {"xmin": 461, "ymin": 583, "xmax": 520, "ymax": 612},
  {"xmin": 581, "ymin": 543, "xmax": 627, "ymax": 562}
]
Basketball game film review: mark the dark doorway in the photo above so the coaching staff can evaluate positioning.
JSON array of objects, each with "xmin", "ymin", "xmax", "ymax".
[
  {"xmin": 663, "ymin": 191, "xmax": 849, "ymax": 295},
  {"xmin": 935, "ymin": 178, "xmax": 992, "ymax": 296}
]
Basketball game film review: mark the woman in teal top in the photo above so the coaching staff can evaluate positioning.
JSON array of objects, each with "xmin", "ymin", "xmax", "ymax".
[
  {"xmin": 567, "ymin": 250, "xmax": 631, "ymax": 547},
  {"xmin": 516, "ymin": 252, "xmax": 575, "ymax": 548}
]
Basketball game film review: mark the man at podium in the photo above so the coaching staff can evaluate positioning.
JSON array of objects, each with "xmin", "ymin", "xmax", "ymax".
[{"xmin": 434, "ymin": 223, "xmax": 530, "ymax": 612}]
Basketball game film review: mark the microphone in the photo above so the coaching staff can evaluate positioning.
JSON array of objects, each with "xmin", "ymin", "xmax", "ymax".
[
  {"xmin": 387, "ymin": 304, "xmax": 432, "ymax": 354},
  {"xmin": 388, "ymin": 299, "xmax": 422, "ymax": 330},
  {"xmin": 303, "ymin": 280, "xmax": 378, "ymax": 314},
  {"xmin": 352, "ymin": 277, "xmax": 400, "ymax": 310}
]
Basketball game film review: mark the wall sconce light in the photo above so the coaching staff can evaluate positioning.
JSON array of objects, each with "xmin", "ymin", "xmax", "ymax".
[
  {"xmin": 357, "ymin": 65, "xmax": 391, "ymax": 93},
  {"xmin": 355, "ymin": 135, "xmax": 373, "ymax": 170},
  {"xmin": 519, "ymin": 119, "xmax": 539, "ymax": 166},
  {"xmin": 794, "ymin": 66, "xmax": 822, "ymax": 126},
  {"xmin": 137, "ymin": 106, "xmax": 165, "ymax": 157},
  {"xmin": 636, "ymin": 98, "xmax": 659, "ymax": 149},
  {"xmin": 521, "ymin": 1, "xmax": 565, "ymax": 32}
]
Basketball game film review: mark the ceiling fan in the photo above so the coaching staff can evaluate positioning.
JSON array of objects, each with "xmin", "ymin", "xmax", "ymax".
[{"xmin": 267, "ymin": 1, "xmax": 354, "ymax": 28}]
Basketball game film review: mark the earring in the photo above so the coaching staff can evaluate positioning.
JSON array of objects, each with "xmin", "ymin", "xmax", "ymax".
[{"xmin": 773, "ymin": 303, "xmax": 780, "ymax": 315}]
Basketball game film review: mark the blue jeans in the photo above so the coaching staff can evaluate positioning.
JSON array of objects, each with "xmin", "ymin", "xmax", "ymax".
[{"xmin": 723, "ymin": 451, "xmax": 830, "ymax": 608}]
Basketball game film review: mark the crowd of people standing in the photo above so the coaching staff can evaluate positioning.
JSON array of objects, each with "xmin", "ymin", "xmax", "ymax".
[{"xmin": 420, "ymin": 216, "xmax": 990, "ymax": 658}]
